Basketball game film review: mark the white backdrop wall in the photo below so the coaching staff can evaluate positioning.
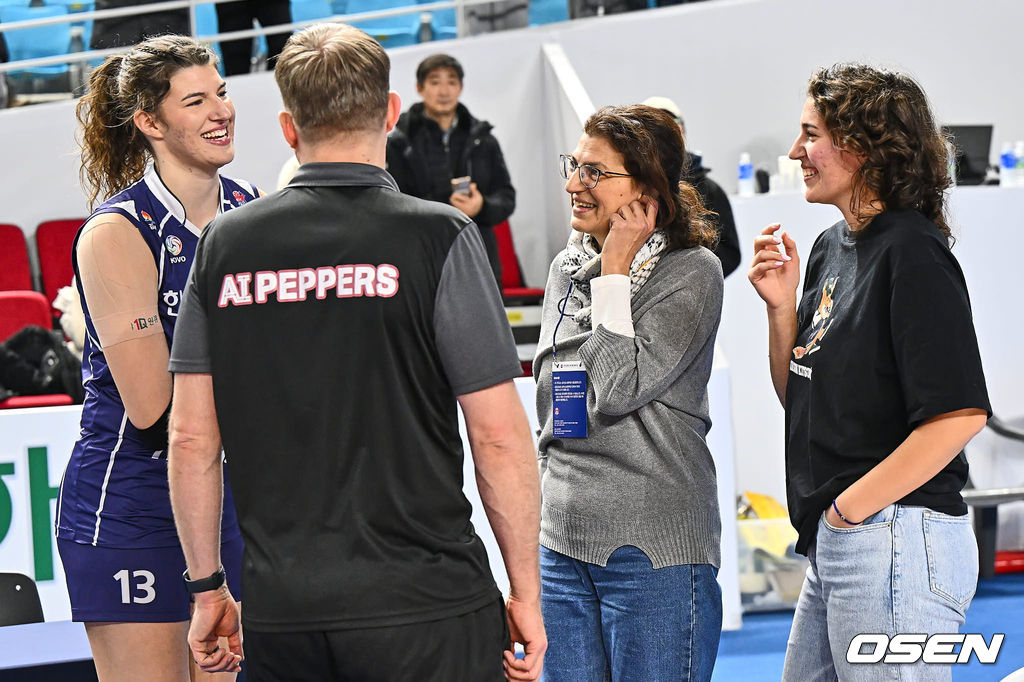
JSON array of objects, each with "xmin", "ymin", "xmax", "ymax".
[
  {"xmin": 1, "ymin": 0, "xmax": 1021, "ymax": 506},
  {"xmin": 5, "ymin": 0, "xmax": 1024, "ymax": 285},
  {"xmin": 721, "ymin": 189, "xmax": 1024, "ymax": 506},
  {"xmin": 558, "ymin": 0, "xmax": 1024, "ymax": 200}
]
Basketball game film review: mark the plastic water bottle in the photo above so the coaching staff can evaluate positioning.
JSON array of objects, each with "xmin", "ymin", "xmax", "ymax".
[
  {"xmin": 738, "ymin": 152, "xmax": 755, "ymax": 197},
  {"xmin": 999, "ymin": 142, "xmax": 1017, "ymax": 187},
  {"xmin": 1015, "ymin": 141, "xmax": 1024, "ymax": 188}
]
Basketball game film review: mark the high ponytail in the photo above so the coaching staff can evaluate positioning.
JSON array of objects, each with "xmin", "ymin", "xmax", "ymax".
[
  {"xmin": 75, "ymin": 35, "xmax": 219, "ymax": 209},
  {"xmin": 77, "ymin": 54, "xmax": 148, "ymax": 209}
]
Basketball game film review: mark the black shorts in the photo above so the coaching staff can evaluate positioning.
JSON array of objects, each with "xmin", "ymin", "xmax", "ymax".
[{"xmin": 243, "ymin": 597, "xmax": 510, "ymax": 682}]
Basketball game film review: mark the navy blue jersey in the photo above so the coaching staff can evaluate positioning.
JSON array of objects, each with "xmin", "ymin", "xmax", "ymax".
[{"xmin": 57, "ymin": 167, "xmax": 258, "ymax": 548}]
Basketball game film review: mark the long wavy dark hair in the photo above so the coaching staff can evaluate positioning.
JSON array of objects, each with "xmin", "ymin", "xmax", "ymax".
[
  {"xmin": 807, "ymin": 64, "xmax": 952, "ymax": 242},
  {"xmin": 583, "ymin": 105, "xmax": 717, "ymax": 252},
  {"xmin": 76, "ymin": 35, "xmax": 218, "ymax": 209}
]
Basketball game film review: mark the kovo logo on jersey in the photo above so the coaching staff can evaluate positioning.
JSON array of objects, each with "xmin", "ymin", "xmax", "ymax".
[
  {"xmin": 0, "ymin": 446, "xmax": 62, "ymax": 581},
  {"xmin": 166, "ymin": 235, "xmax": 187, "ymax": 264},
  {"xmin": 847, "ymin": 633, "xmax": 1004, "ymax": 665}
]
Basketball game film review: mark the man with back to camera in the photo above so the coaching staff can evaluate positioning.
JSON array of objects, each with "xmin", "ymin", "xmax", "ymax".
[
  {"xmin": 386, "ymin": 53, "xmax": 516, "ymax": 289},
  {"xmin": 643, "ymin": 95, "xmax": 742, "ymax": 277},
  {"xmin": 166, "ymin": 23, "xmax": 545, "ymax": 681}
]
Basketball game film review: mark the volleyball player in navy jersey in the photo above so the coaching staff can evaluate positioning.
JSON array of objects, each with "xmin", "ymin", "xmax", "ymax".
[{"xmin": 55, "ymin": 35, "xmax": 258, "ymax": 681}]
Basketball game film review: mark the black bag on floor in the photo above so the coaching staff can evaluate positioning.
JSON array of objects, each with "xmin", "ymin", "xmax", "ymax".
[{"xmin": 0, "ymin": 326, "xmax": 84, "ymax": 404}]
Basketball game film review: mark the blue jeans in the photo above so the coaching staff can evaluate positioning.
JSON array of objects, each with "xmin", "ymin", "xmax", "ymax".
[
  {"xmin": 782, "ymin": 504, "xmax": 978, "ymax": 682},
  {"xmin": 540, "ymin": 545, "xmax": 722, "ymax": 682}
]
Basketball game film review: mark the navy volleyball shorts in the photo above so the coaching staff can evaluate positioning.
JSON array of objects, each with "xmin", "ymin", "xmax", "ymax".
[{"xmin": 57, "ymin": 534, "xmax": 243, "ymax": 623}]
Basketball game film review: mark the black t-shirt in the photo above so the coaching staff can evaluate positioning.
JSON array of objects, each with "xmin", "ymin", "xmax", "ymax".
[
  {"xmin": 786, "ymin": 210, "xmax": 990, "ymax": 555},
  {"xmin": 169, "ymin": 163, "xmax": 521, "ymax": 632}
]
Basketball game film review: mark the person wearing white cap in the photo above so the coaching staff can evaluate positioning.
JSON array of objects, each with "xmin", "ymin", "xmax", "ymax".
[{"xmin": 643, "ymin": 96, "xmax": 741, "ymax": 277}]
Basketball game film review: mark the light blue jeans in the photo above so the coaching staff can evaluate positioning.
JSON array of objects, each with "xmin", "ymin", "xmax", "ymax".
[
  {"xmin": 540, "ymin": 545, "xmax": 722, "ymax": 682},
  {"xmin": 782, "ymin": 504, "xmax": 978, "ymax": 681}
]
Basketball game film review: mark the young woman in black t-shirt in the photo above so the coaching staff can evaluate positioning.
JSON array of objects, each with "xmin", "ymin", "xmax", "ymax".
[{"xmin": 749, "ymin": 64, "xmax": 990, "ymax": 681}]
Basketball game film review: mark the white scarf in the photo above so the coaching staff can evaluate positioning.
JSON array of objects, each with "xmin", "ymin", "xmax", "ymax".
[{"xmin": 558, "ymin": 228, "xmax": 669, "ymax": 326}]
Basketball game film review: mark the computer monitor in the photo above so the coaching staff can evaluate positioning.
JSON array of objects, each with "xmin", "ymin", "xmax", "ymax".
[{"xmin": 943, "ymin": 125, "xmax": 993, "ymax": 185}]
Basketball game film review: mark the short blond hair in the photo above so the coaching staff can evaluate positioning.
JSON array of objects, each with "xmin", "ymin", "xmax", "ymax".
[
  {"xmin": 274, "ymin": 24, "xmax": 390, "ymax": 142},
  {"xmin": 78, "ymin": 35, "xmax": 218, "ymax": 208}
]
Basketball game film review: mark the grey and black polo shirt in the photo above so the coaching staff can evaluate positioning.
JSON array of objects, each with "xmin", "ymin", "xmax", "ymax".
[{"xmin": 169, "ymin": 162, "xmax": 520, "ymax": 633}]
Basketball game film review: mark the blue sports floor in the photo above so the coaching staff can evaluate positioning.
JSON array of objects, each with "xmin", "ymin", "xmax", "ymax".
[
  {"xmin": 6, "ymin": 575, "xmax": 1022, "ymax": 681},
  {"xmin": 713, "ymin": 572, "xmax": 1024, "ymax": 681}
]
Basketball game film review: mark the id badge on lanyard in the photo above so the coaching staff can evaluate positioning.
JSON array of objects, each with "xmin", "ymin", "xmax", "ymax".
[{"xmin": 552, "ymin": 360, "xmax": 587, "ymax": 438}]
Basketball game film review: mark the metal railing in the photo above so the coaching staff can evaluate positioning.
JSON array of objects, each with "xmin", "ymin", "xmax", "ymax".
[{"xmin": 0, "ymin": 0, "xmax": 497, "ymax": 74}]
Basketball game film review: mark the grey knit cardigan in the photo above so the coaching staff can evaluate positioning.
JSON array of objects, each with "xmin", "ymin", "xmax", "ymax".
[{"xmin": 534, "ymin": 244, "xmax": 724, "ymax": 569}]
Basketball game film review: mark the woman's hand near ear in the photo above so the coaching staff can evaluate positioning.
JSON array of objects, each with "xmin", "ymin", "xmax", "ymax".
[{"xmin": 602, "ymin": 197, "xmax": 658, "ymax": 276}]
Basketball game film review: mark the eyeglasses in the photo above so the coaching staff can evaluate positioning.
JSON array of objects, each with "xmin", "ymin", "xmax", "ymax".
[{"xmin": 559, "ymin": 154, "xmax": 632, "ymax": 189}]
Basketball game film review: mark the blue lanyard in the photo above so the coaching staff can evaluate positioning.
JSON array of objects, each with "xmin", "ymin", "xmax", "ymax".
[{"xmin": 551, "ymin": 280, "xmax": 574, "ymax": 361}]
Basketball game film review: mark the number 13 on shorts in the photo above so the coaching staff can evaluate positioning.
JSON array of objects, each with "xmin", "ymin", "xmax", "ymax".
[{"xmin": 114, "ymin": 569, "xmax": 156, "ymax": 604}]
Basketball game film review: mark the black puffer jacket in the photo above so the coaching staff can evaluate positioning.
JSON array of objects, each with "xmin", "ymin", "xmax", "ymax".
[
  {"xmin": 686, "ymin": 152, "xmax": 741, "ymax": 278},
  {"xmin": 386, "ymin": 102, "xmax": 515, "ymax": 285}
]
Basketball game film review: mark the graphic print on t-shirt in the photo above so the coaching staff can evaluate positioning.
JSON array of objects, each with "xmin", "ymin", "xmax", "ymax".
[{"xmin": 793, "ymin": 276, "xmax": 838, "ymax": 359}]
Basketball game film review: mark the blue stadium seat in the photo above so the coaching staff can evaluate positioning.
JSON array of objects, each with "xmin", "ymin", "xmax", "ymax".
[
  {"xmin": 418, "ymin": 0, "xmax": 455, "ymax": 41},
  {"xmin": 51, "ymin": 0, "xmax": 95, "ymax": 63},
  {"xmin": 53, "ymin": 0, "xmax": 93, "ymax": 21},
  {"xmin": 193, "ymin": 2, "xmax": 226, "ymax": 76},
  {"xmin": 329, "ymin": 0, "xmax": 347, "ymax": 14},
  {"xmin": 194, "ymin": 3, "xmax": 219, "ymax": 39},
  {"xmin": 346, "ymin": 0, "xmax": 420, "ymax": 49},
  {"xmin": 254, "ymin": 31, "xmax": 269, "ymax": 64},
  {"xmin": 528, "ymin": 0, "xmax": 568, "ymax": 25},
  {"xmin": 290, "ymin": 0, "xmax": 333, "ymax": 22},
  {"xmin": 284, "ymin": 0, "xmax": 333, "ymax": 61},
  {"xmin": 0, "ymin": 4, "xmax": 71, "ymax": 78},
  {"xmin": 430, "ymin": 12, "xmax": 456, "ymax": 41}
]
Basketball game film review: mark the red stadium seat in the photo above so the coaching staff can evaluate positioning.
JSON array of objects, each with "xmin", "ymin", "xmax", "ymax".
[
  {"xmin": 0, "ymin": 290, "xmax": 51, "ymax": 343},
  {"xmin": 494, "ymin": 221, "xmax": 543, "ymax": 377},
  {"xmin": 0, "ymin": 394, "xmax": 74, "ymax": 409},
  {"xmin": 35, "ymin": 219, "xmax": 83, "ymax": 315},
  {"xmin": 0, "ymin": 291, "xmax": 75, "ymax": 409},
  {"xmin": 0, "ymin": 224, "xmax": 33, "ymax": 292},
  {"xmin": 494, "ymin": 220, "xmax": 544, "ymax": 304}
]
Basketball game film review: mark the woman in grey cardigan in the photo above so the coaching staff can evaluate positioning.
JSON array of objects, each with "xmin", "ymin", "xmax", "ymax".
[{"xmin": 534, "ymin": 105, "xmax": 724, "ymax": 681}]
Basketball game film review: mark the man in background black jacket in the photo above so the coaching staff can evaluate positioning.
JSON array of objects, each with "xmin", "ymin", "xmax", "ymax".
[
  {"xmin": 644, "ymin": 96, "xmax": 741, "ymax": 278},
  {"xmin": 387, "ymin": 54, "xmax": 516, "ymax": 287}
]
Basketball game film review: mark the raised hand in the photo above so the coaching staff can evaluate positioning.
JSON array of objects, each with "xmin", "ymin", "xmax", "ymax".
[
  {"xmin": 748, "ymin": 223, "xmax": 800, "ymax": 310},
  {"xmin": 602, "ymin": 196, "xmax": 659, "ymax": 276}
]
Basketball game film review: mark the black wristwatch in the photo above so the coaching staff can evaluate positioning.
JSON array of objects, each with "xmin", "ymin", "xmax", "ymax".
[{"xmin": 183, "ymin": 565, "xmax": 226, "ymax": 594}]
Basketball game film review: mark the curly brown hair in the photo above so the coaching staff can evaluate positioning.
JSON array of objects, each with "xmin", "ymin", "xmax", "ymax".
[
  {"xmin": 583, "ymin": 105, "xmax": 717, "ymax": 252},
  {"xmin": 77, "ymin": 35, "xmax": 218, "ymax": 209},
  {"xmin": 807, "ymin": 64, "xmax": 952, "ymax": 242}
]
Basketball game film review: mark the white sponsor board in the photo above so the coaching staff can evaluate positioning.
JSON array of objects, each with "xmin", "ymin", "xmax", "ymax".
[{"xmin": 0, "ymin": 405, "xmax": 80, "ymax": 621}]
